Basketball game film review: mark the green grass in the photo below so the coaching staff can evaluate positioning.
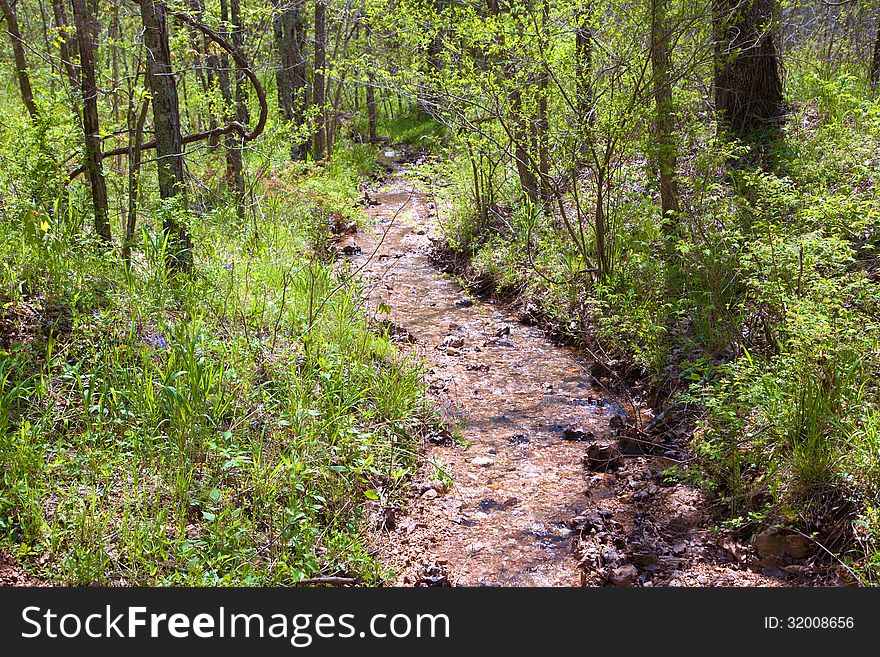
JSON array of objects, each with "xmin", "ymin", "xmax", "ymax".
[
  {"xmin": 352, "ymin": 103, "xmax": 448, "ymax": 150},
  {"xmin": 0, "ymin": 138, "xmax": 434, "ymax": 585}
]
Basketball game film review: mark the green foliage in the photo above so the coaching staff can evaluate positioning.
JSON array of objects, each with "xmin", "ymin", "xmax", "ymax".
[
  {"xmin": 439, "ymin": 24, "xmax": 880, "ymax": 580},
  {"xmin": 0, "ymin": 123, "xmax": 431, "ymax": 584}
]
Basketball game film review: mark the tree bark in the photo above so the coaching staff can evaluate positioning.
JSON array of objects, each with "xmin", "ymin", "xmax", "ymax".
[
  {"xmin": 275, "ymin": 3, "xmax": 309, "ymax": 159},
  {"xmin": 0, "ymin": 0, "xmax": 39, "ymax": 119},
  {"xmin": 275, "ymin": 10, "xmax": 293, "ymax": 119},
  {"xmin": 219, "ymin": 0, "xmax": 244, "ymax": 215},
  {"xmin": 713, "ymin": 0, "xmax": 784, "ymax": 140},
  {"xmin": 230, "ymin": 0, "xmax": 249, "ymax": 126},
  {"xmin": 486, "ymin": 0, "xmax": 538, "ymax": 204},
  {"xmin": 365, "ymin": 24, "xmax": 377, "ymax": 144},
  {"xmin": 575, "ymin": 5, "xmax": 593, "ymax": 157},
  {"xmin": 508, "ymin": 85, "xmax": 539, "ymax": 205},
  {"xmin": 203, "ymin": 0, "xmax": 221, "ymax": 149},
  {"xmin": 51, "ymin": 0, "xmax": 80, "ymax": 91},
  {"xmin": 312, "ymin": 0, "xmax": 327, "ymax": 159},
  {"xmin": 536, "ymin": 0, "xmax": 550, "ymax": 204},
  {"xmin": 140, "ymin": 0, "xmax": 193, "ymax": 271},
  {"xmin": 71, "ymin": 0, "xmax": 111, "ymax": 242},
  {"xmin": 186, "ymin": 0, "xmax": 216, "ymax": 139},
  {"xmin": 649, "ymin": 0, "xmax": 680, "ymax": 220},
  {"xmin": 418, "ymin": 0, "xmax": 443, "ymax": 115},
  {"xmin": 872, "ymin": 19, "xmax": 880, "ymax": 90},
  {"xmin": 123, "ymin": 95, "xmax": 150, "ymax": 263}
]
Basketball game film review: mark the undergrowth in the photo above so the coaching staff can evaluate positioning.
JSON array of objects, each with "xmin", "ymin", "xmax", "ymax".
[
  {"xmin": 439, "ymin": 70, "xmax": 880, "ymax": 582},
  {"xmin": 0, "ymin": 131, "xmax": 432, "ymax": 585}
]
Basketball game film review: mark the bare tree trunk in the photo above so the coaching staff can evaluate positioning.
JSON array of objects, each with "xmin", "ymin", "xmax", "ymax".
[
  {"xmin": 418, "ymin": 0, "xmax": 443, "ymax": 115},
  {"xmin": 485, "ymin": 0, "xmax": 538, "ymax": 204},
  {"xmin": 649, "ymin": 0, "xmax": 680, "ymax": 221},
  {"xmin": 713, "ymin": 0, "xmax": 784, "ymax": 140},
  {"xmin": 203, "ymin": 1, "xmax": 220, "ymax": 150},
  {"xmin": 186, "ymin": 0, "xmax": 214, "ymax": 138},
  {"xmin": 594, "ymin": 165, "xmax": 608, "ymax": 281},
  {"xmin": 574, "ymin": 5, "xmax": 593, "ymax": 163},
  {"xmin": 71, "ymin": 0, "xmax": 111, "ymax": 242},
  {"xmin": 536, "ymin": 0, "xmax": 550, "ymax": 204},
  {"xmin": 219, "ymin": 0, "xmax": 244, "ymax": 215},
  {"xmin": 872, "ymin": 19, "xmax": 880, "ymax": 90},
  {"xmin": 37, "ymin": 0, "xmax": 54, "ymax": 89},
  {"xmin": 510, "ymin": 89, "xmax": 540, "ymax": 205},
  {"xmin": 0, "ymin": 0, "xmax": 39, "ymax": 119},
  {"xmin": 312, "ymin": 0, "xmax": 327, "ymax": 160},
  {"xmin": 365, "ymin": 24, "xmax": 377, "ymax": 144},
  {"xmin": 51, "ymin": 0, "xmax": 80, "ymax": 90},
  {"xmin": 276, "ymin": 2, "xmax": 309, "ymax": 159},
  {"xmin": 292, "ymin": 3, "xmax": 309, "ymax": 157},
  {"xmin": 140, "ymin": 0, "xmax": 193, "ymax": 272},
  {"xmin": 187, "ymin": 0, "xmax": 208, "ymax": 94},
  {"xmin": 110, "ymin": 1, "xmax": 121, "ymax": 127},
  {"xmin": 230, "ymin": 0, "xmax": 249, "ymax": 126},
  {"xmin": 275, "ymin": 10, "xmax": 293, "ymax": 119},
  {"xmin": 123, "ymin": 95, "xmax": 149, "ymax": 263},
  {"xmin": 229, "ymin": 0, "xmax": 247, "ymax": 218}
]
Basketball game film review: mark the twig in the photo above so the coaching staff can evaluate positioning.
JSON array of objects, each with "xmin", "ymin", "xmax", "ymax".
[
  {"xmin": 781, "ymin": 525, "xmax": 864, "ymax": 587},
  {"xmin": 295, "ymin": 576, "xmax": 358, "ymax": 586}
]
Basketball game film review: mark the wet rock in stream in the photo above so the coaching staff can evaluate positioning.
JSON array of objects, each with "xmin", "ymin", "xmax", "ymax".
[
  {"xmin": 610, "ymin": 564, "xmax": 639, "ymax": 587},
  {"xmin": 439, "ymin": 335, "xmax": 465, "ymax": 349},
  {"xmin": 562, "ymin": 426, "xmax": 597, "ymax": 442},
  {"xmin": 583, "ymin": 443, "xmax": 623, "ymax": 472}
]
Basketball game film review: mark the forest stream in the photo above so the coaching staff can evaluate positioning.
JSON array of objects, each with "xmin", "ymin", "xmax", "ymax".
[
  {"xmin": 348, "ymin": 159, "xmax": 595, "ymax": 586},
  {"xmin": 339, "ymin": 156, "xmax": 831, "ymax": 588}
]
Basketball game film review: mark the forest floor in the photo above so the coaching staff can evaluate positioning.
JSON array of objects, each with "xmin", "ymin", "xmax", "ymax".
[
  {"xmin": 0, "ymin": 553, "xmax": 44, "ymax": 586},
  {"xmin": 342, "ymin": 154, "xmax": 839, "ymax": 587}
]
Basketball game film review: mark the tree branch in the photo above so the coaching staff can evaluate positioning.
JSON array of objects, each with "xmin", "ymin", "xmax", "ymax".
[{"xmin": 68, "ymin": 0, "xmax": 267, "ymax": 179}]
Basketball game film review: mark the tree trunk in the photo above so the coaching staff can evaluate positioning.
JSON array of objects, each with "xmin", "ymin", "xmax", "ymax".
[
  {"xmin": 418, "ymin": 0, "xmax": 443, "ymax": 115},
  {"xmin": 186, "ymin": 0, "xmax": 215, "ymax": 138},
  {"xmin": 486, "ymin": 0, "xmax": 538, "ymax": 204},
  {"xmin": 275, "ymin": 3, "xmax": 309, "ymax": 159},
  {"xmin": 713, "ymin": 0, "xmax": 784, "ymax": 140},
  {"xmin": 575, "ymin": 5, "xmax": 593, "ymax": 158},
  {"xmin": 71, "ymin": 0, "xmax": 111, "ymax": 242},
  {"xmin": 536, "ymin": 0, "xmax": 550, "ymax": 204},
  {"xmin": 275, "ymin": 10, "xmax": 293, "ymax": 120},
  {"xmin": 187, "ymin": 0, "xmax": 208, "ymax": 94},
  {"xmin": 219, "ymin": 0, "xmax": 244, "ymax": 215},
  {"xmin": 230, "ymin": 0, "xmax": 249, "ymax": 126},
  {"xmin": 292, "ymin": 3, "xmax": 309, "ymax": 157},
  {"xmin": 0, "ymin": 0, "xmax": 39, "ymax": 119},
  {"xmin": 229, "ymin": 0, "xmax": 247, "ymax": 217},
  {"xmin": 510, "ymin": 88, "xmax": 540, "ymax": 206},
  {"xmin": 203, "ymin": 3, "xmax": 221, "ymax": 150},
  {"xmin": 872, "ymin": 19, "xmax": 880, "ymax": 90},
  {"xmin": 366, "ymin": 23, "xmax": 377, "ymax": 145},
  {"xmin": 140, "ymin": 0, "xmax": 193, "ymax": 272},
  {"xmin": 312, "ymin": 0, "xmax": 327, "ymax": 160},
  {"xmin": 649, "ymin": 0, "xmax": 680, "ymax": 220},
  {"xmin": 123, "ymin": 95, "xmax": 150, "ymax": 263},
  {"xmin": 51, "ymin": 0, "xmax": 80, "ymax": 91}
]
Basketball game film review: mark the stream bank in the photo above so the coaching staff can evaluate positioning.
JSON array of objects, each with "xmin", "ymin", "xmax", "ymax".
[{"xmin": 340, "ymin": 157, "xmax": 835, "ymax": 587}]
